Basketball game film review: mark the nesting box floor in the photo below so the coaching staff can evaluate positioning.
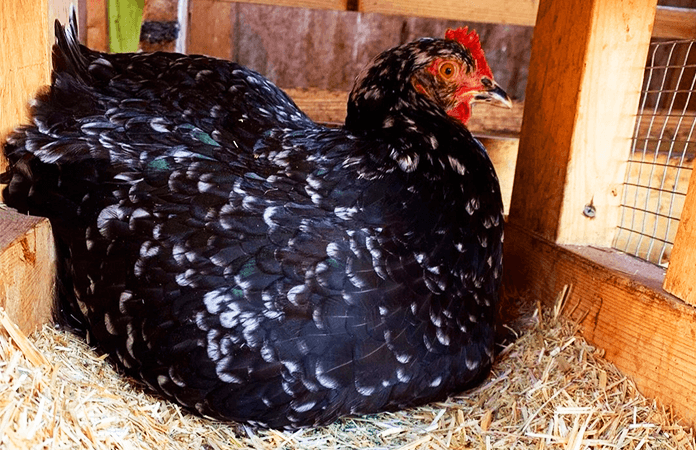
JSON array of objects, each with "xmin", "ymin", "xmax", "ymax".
[{"xmin": 0, "ymin": 297, "xmax": 693, "ymax": 449}]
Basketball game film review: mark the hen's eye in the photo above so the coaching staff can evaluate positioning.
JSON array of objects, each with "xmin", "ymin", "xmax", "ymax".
[{"xmin": 439, "ymin": 62, "xmax": 457, "ymax": 79}]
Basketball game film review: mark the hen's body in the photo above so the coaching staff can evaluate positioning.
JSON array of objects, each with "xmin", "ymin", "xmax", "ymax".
[{"xmin": 2, "ymin": 17, "xmax": 504, "ymax": 429}]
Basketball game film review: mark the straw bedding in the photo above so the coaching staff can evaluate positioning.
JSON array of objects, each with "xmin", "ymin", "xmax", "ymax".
[{"xmin": 1, "ymin": 289, "xmax": 694, "ymax": 449}]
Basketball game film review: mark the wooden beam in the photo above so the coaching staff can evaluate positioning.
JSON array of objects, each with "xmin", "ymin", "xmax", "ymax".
[
  {"xmin": 664, "ymin": 170, "xmax": 696, "ymax": 306},
  {"xmin": 209, "ymin": 0, "xmax": 349, "ymax": 10},
  {"xmin": 285, "ymin": 88, "xmax": 350, "ymax": 125},
  {"xmin": 503, "ymin": 222, "xmax": 696, "ymax": 427},
  {"xmin": 358, "ymin": 0, "xmax": 538, "ymax": 26},
  {"xmin": 0, "ymin": 209, "xmax": 56, "ymax": 334},
  {"xmin": 653, "ymin": 6, "xmax": 696, "ymax": 40},
  {"xmin": 192, "ymin": 2, "xmax": 695, "ymax": 39},
  {"xmin": 508, "ymin": 0, "xmax": 657, "ymax": 246},
  {"xmin": 364, "ymin": 2, "xmax": 695, "ymax": 37}
]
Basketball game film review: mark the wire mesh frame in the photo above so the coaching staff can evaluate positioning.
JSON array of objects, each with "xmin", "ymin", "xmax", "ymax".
[{"xmin": 613, "ymin": 39, "xmax": 696, "ymax": 267}]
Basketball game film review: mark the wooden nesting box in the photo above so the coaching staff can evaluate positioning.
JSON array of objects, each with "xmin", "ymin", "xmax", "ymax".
[
  {"xmin": 4, "ymin": 0, "xmax": 696, "ymax": 429},
  {"xmin": 83, "ymin": 0, "xmax": 696, "ymax": 427}
]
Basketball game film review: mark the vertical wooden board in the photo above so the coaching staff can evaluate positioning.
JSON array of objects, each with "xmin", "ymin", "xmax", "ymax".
[
  {"xmin": 556, "ymin": 0, "xmax": 657, "ymax": 246},
  {"xmin": 508, "ymin": 0, "xmax": 593, "ymax": 242},
  {"xmin": 509, "ymin": 0, "xmax": 657, "ymax": 246},
  {"xmin": 664, "ymin": 171, "xmax": 696, "ymax": 305},
  {"xmin": 188, "ymin": 0, "xmax": 235, "ymax": 58},
  {"xmin": 86, "ymin": 0, "xmax": 109, "ymax": 51},
  {"xmin": 0, "ymin": 0, "xmax": 51, "ymax": 176}
]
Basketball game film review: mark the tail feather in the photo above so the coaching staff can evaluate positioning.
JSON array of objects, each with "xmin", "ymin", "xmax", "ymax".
[{"xmin": 52, "ymin": 6, "xmax": 89, "ymax": 83}]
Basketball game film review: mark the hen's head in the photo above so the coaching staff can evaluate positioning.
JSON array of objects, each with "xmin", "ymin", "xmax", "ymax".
[
  {"xmin": 347, "ymin": 27, "xmax": 511, "ymax": 132},
  {"xmin": 422, "ymin": 27, "xmax": 512, "ymax": 124}
]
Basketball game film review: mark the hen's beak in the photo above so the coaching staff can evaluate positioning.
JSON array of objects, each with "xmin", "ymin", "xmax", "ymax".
[{"xmin": 473, "ymin": 79, "xmax": 513, "ymax": 109}]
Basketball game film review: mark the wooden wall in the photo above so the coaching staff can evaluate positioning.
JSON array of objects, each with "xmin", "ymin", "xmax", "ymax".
[{"xmin": 187, "ymin": 3, "xmax": 534, "ymax": 100}]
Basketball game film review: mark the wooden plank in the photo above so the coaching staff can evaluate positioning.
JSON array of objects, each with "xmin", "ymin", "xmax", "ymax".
[
  {"xmin": 286, "ymin": 88, "xmax": 349, "ymax": 125},
  {"xmin": 0, "ymin": 209, "xmax": 56, "ymax": 334},
  {"xmin": 503, "ymin": 222, "xmax": 696, "ymax": 427},
  {"xmin": 359, "ymin": 2, "xmax": 694, "ymax": 37},
  {"xmin": 211, "ymin": 0, "xmax": 348, "ymax": 10},
  {"xmin": 0, "ymin": 0, "xmax": 51, "ymax": 175},
  {"xmin": 185, "ymin": 3, "xmax": 532, "ymax": 100},
  {"xmin": 188, "ymin": 0, "xmax": 235, "ymax": 59},
  {"xmin": 636, "ymin": 110, "xmax": 696, "ymax": 144},
  {"xmin": 664, "ymin": 170, "xmax": 696, "ymax": 306},
  {"xmin": 190, "ymin": 2, "xmax": 694, "ymax": 39},
  {"xmin": 653, "ymin": 6, "xmax": 696, "ymax": 40},
  {"xmin": 468, "ymin": 102, "xmax": 524, "ymax": 139},
  {"xmin": 508, "ymin": 0, "xmax": 657, "ymax": 246},
  {"xmin": 86, "ymin": 0, "xmax": 109, "ymax": 51},
  {"xmin": 358, "ymin": 0, "xmax": 539, "ymax": 26}
]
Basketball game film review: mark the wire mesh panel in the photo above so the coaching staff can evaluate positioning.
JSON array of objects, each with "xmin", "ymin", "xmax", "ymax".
[{"xmin": 613, "ymin": 39, "xmax": 696, "ymax": 267}]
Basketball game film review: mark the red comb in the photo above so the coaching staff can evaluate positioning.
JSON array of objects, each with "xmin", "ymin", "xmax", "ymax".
[{"xmin": 445, "ymin": 27, "xmax": 493, "ymax": 79}]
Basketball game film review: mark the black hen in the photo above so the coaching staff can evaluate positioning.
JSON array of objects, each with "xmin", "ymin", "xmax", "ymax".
[{"xmin": 1, "ymin": 15, "xmax": 511, "ymax": 429}]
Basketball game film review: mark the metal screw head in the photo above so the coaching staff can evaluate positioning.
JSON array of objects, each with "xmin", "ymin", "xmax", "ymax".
[{"xmin": 583, "ymin": 204, "xmax": 596, "ymax": 218}]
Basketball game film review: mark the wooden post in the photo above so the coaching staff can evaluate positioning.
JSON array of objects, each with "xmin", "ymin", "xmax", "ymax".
[
  {"xmin": 508, "ymin": 0, "xmax": 657, "ymax": 246},
  {"xmin": 664, "ymin": 172, "xmax": 696, "ymax": 306},
  {"xmin": 0, "ymin": 0, "xmax": 52, "ymax": 173},
  {"xmin": 0, "ymin": 0, "xmax": 66, "ymax": 333}
]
